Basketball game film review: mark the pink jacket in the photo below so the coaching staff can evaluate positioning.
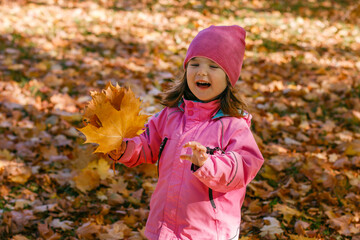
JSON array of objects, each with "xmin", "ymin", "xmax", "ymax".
[{"xmin": 119, "ymin": 98, "xmax": 264, "ymax": 240}]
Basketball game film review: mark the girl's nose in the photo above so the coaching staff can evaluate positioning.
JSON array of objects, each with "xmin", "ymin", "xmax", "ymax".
[{"xmin": 197, "ymin": 66, "xmax": 207, "ymax": 76}]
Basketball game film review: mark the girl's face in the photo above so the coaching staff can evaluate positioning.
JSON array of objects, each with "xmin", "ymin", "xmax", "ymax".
[{"xmin": 186, "ymin": 57, "xmax": 227, "ymax": 102}]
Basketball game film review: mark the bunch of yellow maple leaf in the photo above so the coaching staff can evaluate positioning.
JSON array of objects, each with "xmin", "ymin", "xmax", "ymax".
[{"xmin": 78, "ymin": 82, "xmax": 149, "ymax": 154}]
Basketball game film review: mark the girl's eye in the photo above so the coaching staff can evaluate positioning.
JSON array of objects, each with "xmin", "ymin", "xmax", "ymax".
[
  {"xmin": 190, "ymin": 63, "xmax": 199, "ymax": 67},
  {"xmin": 210, "ymin": 65, "xmax": 219, "ymax": 68}
]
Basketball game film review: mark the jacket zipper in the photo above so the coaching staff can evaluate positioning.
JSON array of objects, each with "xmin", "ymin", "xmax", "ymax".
[
  {"xmin": 209, "ymin": 188, "xmax": 216, "ymax": 209},
  {"xmin": 157, "ymin": 137, "xmax": 168, "ymax": 177},
  {"xmin": 206, "ymin": 147, "xmax": 224, "ymax": 209}
]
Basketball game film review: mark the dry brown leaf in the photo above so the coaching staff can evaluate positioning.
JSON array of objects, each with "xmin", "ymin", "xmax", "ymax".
[
  {"xmin": 294, "ymin": 220, "xmax": 311, "ymax": 236},
  {"xmin": 107, "ymin": 192, "xmax": 125, "ymax": 206},
  {"xmin": 76, "ymin": 222, "xmax": 101, "ymax": 239},
  {"xmin": 0, "ymin": 185, "xmax": 10, "ymax": 198},
  {"xmin": 74, "ymin": 169, "xmax": 100, "ymax": 193},
  {"xmin": 99, "ymin": 221, "xmax": 130, "ymax": 240},
  {"xmin": 38, "ymin": 223, "xmax": 62, "ymax": 240},
  {"xmin": 248, "ymin": 180, "xmax": 275, "ymax": 199},
  {"xmin": 325, "ymin": 211, "xmax": 358, "ymax": 236},
  {"xmin": 274, "ymin": 204, "xmax": 303, "ymax": 224},
  {"xmin": 78, "ymin": 82, "xmax": 149, "ymax": 153},
  {"xmin": 248, "ymin": 199, "xmax": 262, "ymax": 214},
  {"xmin": 110, "ymin": 177, "xmax": 129, "ymax": 196},
  {"xmin": 3, "ymin": 210, "xmax": 36, "ymax": 233}
]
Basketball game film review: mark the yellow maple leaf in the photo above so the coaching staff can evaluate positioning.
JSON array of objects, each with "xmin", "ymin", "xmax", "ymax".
[
  {"xmin": 86, "ymin": 158, "xmax": 110, "ymax": 180},
  {"xmin": 73, "ymin": 169, "xmax": 100, "ymax": 193},
  {"xmin": 123, "ymin": 214, "xmax": 138, "ymax": 226},
  {"xmin": 103, "ymin": 82, "xmax": 127, "ymax": 111},
  {"xmin": 273, "ymin": 204, "xmax": 302, "ymax": 224},
  {"xmin": 78, "ymin": 82, "xmax": 149, "ymax": 153}
]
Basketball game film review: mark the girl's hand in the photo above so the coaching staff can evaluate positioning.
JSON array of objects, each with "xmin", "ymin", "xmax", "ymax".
[
  {"xmin": 180, "ymin": 141, "xmax": 208, "ymax": 167},
  {"xmin": 108, "ymin": 141, "xmax": 127, "ymax": 161}
]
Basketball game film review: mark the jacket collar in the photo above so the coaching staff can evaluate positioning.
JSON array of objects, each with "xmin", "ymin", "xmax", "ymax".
[{"xmin": 178, "ymin": 98, "xmax": 225, "ymax": 120}]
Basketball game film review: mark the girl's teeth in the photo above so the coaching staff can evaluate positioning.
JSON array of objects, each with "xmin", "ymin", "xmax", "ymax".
[{"xmin": 196, "ymin": 82, "xmax": 211, "ymax": 87}]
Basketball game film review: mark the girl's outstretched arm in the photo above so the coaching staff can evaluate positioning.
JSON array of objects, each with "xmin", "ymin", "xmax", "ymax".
[{"xmin": 109, "ymin": 109, "xmax": 167, "ymax": 168}]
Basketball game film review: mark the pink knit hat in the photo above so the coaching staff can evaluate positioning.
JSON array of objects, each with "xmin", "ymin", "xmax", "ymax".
[{"xmin": 183, "ymin": 25, "xmax": 246, "ymax": 86}]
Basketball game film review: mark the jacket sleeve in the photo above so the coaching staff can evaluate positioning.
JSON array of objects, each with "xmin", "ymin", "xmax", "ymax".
[
  {"xmin": 117, "ymin": 109, "xmax": 166, "ymax": 168},
  {"xmin": 192, "ymin": 120, "xmax": 264, "ymax": 193}
]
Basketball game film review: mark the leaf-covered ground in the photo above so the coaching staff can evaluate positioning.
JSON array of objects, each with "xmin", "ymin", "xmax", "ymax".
[{"xmin": 0, "ymin": 0, "xmax": 359, "ymax": 239}]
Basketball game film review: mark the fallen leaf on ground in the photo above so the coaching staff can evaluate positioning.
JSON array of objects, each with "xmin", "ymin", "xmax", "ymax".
[
  {"xmin": 260, "ymin": 217, "xmax": 284, "ymax": 239},
  {"xmin": 74, "ymin": 169, "xmax": 100, "ymax": 193},
  {"xmin": 50, "ymin": 218, "xmax": 73, "ymax": 231},
  {"xmin": 76, "ymin": 222, "xmax": 101, "ymax": 239}
]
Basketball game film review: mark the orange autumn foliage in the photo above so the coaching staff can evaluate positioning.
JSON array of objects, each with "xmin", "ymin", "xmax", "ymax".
[{"xmin": 78, "ymin": 82, "xmax": 149, "ymax": 153}]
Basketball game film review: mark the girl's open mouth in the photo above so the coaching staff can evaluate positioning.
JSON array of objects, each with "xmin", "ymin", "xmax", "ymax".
[{"xmin": 196, "ymin": 81, "xmax": 211, "ymax": 89}]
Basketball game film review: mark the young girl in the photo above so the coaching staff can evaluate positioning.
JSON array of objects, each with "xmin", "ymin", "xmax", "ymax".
[{"xmin": 109, "ymin": 25, "xmax": 264, "ymax": 240}]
